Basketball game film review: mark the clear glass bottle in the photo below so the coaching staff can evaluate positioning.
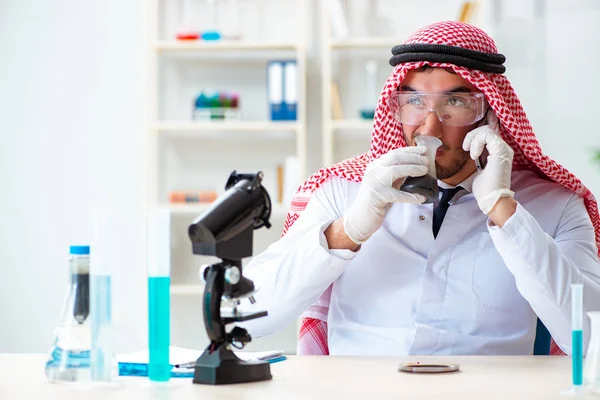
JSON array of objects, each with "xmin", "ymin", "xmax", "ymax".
[
  {"xmin": 89, "ymin": 208, "xmax": 118, "ymax": 383},
  {"xmin": 45, "ymin": 246, "xmax": 92, "ymax": 383},
  {"xmin": 584, "ymin": 311, "xmax": 600, "ymax": 393},
  {"xmin": 400, "ymin": 136, "xmax": 442, "ymax": 204}
]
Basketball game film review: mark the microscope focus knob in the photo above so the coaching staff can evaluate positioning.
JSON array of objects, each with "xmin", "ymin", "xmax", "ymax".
[
  {"xmin": 200, "ymin": 264, "xmax": 211, "ymax": 282},
  {"xmin": 224, "ymin": 266, "xmax": 241, "ymax": 285}
]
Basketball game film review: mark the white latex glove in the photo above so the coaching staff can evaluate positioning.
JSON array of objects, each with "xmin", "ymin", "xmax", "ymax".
[
  {"xmin": 463, "ymin": 112, "xmax": 515, "ymax": 215},
  {"xmin": 343, "ymin": 146, "xmax": 430, "ymax": 244}
]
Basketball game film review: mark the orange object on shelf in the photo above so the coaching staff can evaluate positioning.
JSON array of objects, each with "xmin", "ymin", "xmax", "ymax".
[
  {"xmin": 176, "ymin": 32, "xmax": 199, "ymax": 41},
  {"xmin": 277, "ymin": 164, "xmax": 284, "ymax": 204},
  {"xmin": 169, "ymin": 191, "xmax": 217, "ymax": 204},
  {"xmin": 457, "ymin": 1, "xmax": 478, "ymax": 23},
  {"xmin": 169, "ymin": 192, "xmax": 186, "ymax": 203},
  {"xmin": 198, "ymin": 191, "xmax": 217, "ymax": 203}
]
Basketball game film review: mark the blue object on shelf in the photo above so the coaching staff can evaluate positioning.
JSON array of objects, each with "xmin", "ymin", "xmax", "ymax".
[
  {"xmin": 194, "ymin": 92, "xmax": 209, "ymax": 109},
  {"xmin": 268, "ymin": 60, "xmax": 284, "ymax": 121},
  {"xmin": 267, "ymin": 60, "xmax": 298, "ymax": 121},
  {"xmin": 201, "ymin": 31, "xmax": 221, "ymax": 41},
  {"xmin": 283, "ymin": 60, "xmax": 298, "ymax": 121},
  {"xmin": 360, "ymin": 108, "xmax": 375, "ymax": 119}
]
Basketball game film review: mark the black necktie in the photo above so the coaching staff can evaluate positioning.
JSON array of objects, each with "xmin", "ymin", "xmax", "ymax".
[{"xmin": 432, "ymin": 186, "xmax": 463, "ymax": 238}]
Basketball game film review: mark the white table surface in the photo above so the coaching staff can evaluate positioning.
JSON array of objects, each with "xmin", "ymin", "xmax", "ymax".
[{"xmin": 0, "ymin": 354, "xmax": 592, "ymax": 399}]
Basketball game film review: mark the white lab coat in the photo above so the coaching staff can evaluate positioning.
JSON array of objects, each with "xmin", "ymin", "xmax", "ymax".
[{"xmin": 241, "ymin": 169, "xmax": 600, "ymax": 356}]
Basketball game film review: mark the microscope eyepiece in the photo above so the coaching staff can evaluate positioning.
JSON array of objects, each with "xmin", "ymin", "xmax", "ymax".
[{"xmin": 188, "ymin": 171, "xmax": 272, "ymax": 259}]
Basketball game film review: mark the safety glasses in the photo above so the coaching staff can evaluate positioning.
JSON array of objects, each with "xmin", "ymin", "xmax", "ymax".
[{"xmin": 388, "ymin": 91, "xmax": 488, "ymax": 127}]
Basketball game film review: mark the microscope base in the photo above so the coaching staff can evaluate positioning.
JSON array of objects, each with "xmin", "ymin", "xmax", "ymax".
[{"xmin": 192, "ymin": 345, "xmax": 272, "ymax": 385}]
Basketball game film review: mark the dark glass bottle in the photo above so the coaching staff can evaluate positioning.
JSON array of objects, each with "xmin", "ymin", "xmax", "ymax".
[{"xmin": 400, "ymin": 174, "xmax": 439, "ymax": 204}]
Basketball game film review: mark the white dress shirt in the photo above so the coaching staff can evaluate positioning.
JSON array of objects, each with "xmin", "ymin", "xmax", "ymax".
[{"xmin": 241, "ymin": 170, "xmax": 600, "ymax": 356}]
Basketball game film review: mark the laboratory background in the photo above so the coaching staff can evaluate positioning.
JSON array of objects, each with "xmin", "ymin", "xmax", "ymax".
[{"xmin": 1, "ymin": 0, "xmax": 599, "ymax": 358}]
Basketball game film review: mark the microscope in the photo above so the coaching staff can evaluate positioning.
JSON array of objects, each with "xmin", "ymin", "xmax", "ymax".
[{"xmin": 188, "ymin": 170, "xmax": 273, "ymax": 385}]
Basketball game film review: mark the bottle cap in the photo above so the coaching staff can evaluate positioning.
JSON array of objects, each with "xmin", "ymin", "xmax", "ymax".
[{"xmin": 70, "ymin": 245, "xmax": 90, "ymax": 255}]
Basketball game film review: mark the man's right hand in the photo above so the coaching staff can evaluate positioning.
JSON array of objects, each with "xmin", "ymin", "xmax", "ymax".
[{"xmin": 342, "ymin": 146, "xmax": 430, "ymax": 244}]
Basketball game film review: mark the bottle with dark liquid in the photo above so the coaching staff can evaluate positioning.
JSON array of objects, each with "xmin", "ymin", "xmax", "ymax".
[
  {"xmin": 399, "ymin": 136, "xmax": 442, "ymax": 204},
  {"xmin": 400, "ymin": 174, "xmax": 439, "ymax": 204},
  {"xmin": 44, "ymin": 246, "xmax": 92, "ymax": 383}
]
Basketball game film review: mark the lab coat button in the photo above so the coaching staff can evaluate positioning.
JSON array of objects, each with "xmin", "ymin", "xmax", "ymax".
[{"xmin": 419, "ymin": 215, "xmax": 425, "ymax": 221}]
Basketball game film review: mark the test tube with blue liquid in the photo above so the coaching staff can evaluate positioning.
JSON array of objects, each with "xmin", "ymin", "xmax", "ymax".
[
  {"xmin": 147, "ymin": 208, "xmax": 171, "ymax": 382},
  {"xmin": 90, "ymin": 209, "xmax": 118, "ymax": 383},
  {"xmin": 573, "ymin": 284, "xmax": 584, "ymax": 388},
  {"xmin": 562, "ymin": 283, "xmax": 587, "ymax": 396}
]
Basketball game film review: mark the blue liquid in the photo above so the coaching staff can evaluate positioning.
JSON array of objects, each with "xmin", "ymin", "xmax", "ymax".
[
  {"xmin": 90, "ymin": 274, "xmax": 114, "ymax": 381},
  {"xmin": 148, "ymin": 276, "xmax": 170, "ymax": 382},
  {"xmin": 45, "ymin": 345, "xmax": 92, "ymax": 382},
  {"xmin": 573, "ymin": 330, "xmax": 583, "ymax": 385}
]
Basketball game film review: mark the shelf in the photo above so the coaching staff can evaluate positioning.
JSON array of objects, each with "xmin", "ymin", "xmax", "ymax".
[
  {"xmin": 332, "ymin": 119, "xmax": 374, "ymax": 130},
  {"xmin": 156, "ymin": 121, "xmax": 299, "ymax": 133},
  {"xmin": 168, "ymin": 203, "xmax": 291, "ymax": 217},
  {"xmin": 154, "ymin": 41, "xmax": 300, "ymax": 52},
  {"xmin": 330, "ymin": 37, "xmax": 401, "ymax": 50},
  {"xmin": 171, "ymin": 284, "xmax": 204, "ymax": 296}
]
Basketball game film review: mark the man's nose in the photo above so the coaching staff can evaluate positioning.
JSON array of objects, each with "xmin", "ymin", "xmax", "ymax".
[{"xmin": 419, "ymin": 110, "xmax": 443, "ymax": 139}]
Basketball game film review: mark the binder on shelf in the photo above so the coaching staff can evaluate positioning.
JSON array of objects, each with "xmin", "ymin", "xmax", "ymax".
[
  {"xmin": 267, "ymin": 60, "xmax": 298, "ymax": 121},
  {"xmin": 283, "ymin": 60, "xmax": 298, "ymax": 121},
  {"xmin": 268, "ymin": 61, "xmax": 284, "ymax": 121}
]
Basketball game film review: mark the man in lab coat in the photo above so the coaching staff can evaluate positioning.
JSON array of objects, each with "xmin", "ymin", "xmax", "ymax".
[{"xmin": 241, "ymin": 21, "xmax": 600, "ymax": 356}]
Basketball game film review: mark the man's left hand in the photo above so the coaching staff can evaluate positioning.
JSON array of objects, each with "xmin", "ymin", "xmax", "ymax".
[{"xmin": 463, "ymin": 112, "xmax": 515, "ymax": 215}]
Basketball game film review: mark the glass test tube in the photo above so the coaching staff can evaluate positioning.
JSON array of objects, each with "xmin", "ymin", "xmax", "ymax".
[
  {"xmin": 90, "ymin": 209, "xmax": 117, "ymax": 382},
  {"xmin": 572, "ymin": 283, "xmax": 584, "ymax": 386},
  {"xmin": 147, "ymin": 208, "xmax": 171, "ymax": 382}
]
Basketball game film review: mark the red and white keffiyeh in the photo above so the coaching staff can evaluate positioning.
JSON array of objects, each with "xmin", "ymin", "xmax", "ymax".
[{"xmin": 281, "ymin": 21, "xmax": 600, "ymax": 357}]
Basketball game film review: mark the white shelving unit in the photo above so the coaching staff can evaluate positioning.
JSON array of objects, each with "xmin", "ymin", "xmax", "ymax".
[
  {"xmin": 319, "ymin": 2, "xmax": 397, "ymax": 167},
  {"xmin": 147, "ymin": 0, "xmax": 308, "ymax": 257},
  {"xmin": 147, "ymin": 0, "xmax": 307, "ymax": 354},
  {"xmin": 155, "ymin": 121, "xmax": 300, "ymax": 132},
  {"xmin": 155, "ymin": 40, "xmax": 300, "ymax": 52},
  {"xmin": 155, "ymin": 121, "xmax": 299, "ymax": 142}
]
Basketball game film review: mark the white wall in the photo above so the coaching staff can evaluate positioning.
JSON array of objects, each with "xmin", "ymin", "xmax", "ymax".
[
  {"xmin": 483, "ymin": 0, "xmax": 600, "ymax": 197},
  {"xmin": 0, "ymin": 0, "xmax": 148, "ymax": 353},
  {"xmin": 541, "ymin": 1, "xmax": 600, "ymax": 197}
]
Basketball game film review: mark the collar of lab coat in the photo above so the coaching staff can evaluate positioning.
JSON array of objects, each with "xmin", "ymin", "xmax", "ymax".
[{"xmin": 437, "ymin": 170, "xmax": 477, "ymax": 194}]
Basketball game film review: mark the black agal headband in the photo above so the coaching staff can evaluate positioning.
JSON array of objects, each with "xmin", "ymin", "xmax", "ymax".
[{"xmin": 389, "ymin": 43, "xmax": 506, "ymax": 74}]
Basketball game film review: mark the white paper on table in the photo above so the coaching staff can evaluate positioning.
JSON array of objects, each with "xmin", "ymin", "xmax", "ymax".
[{"xmin": 117, "ymin": 346, "xmax": 283, "ymax": 367}]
